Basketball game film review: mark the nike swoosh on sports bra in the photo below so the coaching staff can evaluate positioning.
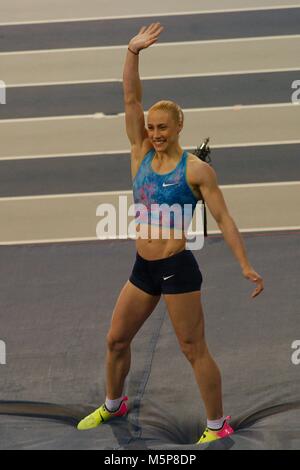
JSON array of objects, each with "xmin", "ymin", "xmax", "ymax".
[{"xmin": 132, "ymin": 148, "xmax": 199, "ymax": 230}]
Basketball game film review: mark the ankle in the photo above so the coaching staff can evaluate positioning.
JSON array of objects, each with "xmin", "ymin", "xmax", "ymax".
[
  {"xmin": 105, "ymin": 395, "xmax": 124, "ymax": 412},
  {"xmin": 207, "ymin": 416, "xmax": 225, "ymax": 430}
]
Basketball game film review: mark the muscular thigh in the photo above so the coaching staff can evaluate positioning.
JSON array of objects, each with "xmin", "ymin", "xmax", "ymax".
[
  {"xmin": 108, "ymin": 280, "xmax": 161, "ymax": 344},
  {"xmin": 163, "ymin": 291, "xmax": 205, "ymax": 345}
]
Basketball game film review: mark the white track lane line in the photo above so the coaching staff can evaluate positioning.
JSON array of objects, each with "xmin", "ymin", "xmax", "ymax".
[
  {"xmin": 4, "ymin": 67, "xmax": 300, "ymax": 88},
  {"xmin": 1, "ymin": 227, "xmax": 300, "ymax": 246},
  {"xmin": 2, "ymin": 34, "xmax": 300, "ymax": 56},
  {"xmin": 0, "ymin": 181, "xmax": 299, "ymax": 201},
  {"xmin": 0, "ymin": 102, "xmax": 298, "ymax": 124},
  {"xmin": 0, "ymin": 140, "xmax": 299, "ymax": 162}
]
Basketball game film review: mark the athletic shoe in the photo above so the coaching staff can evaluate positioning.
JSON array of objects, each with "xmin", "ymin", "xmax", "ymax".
[
  {"xmin": 77, "ymin": 396, "xmax": 128, "ymax": 430},
  {"xmin": 196, "ymin": 415, "xmax": 234, "ymax": 444}
]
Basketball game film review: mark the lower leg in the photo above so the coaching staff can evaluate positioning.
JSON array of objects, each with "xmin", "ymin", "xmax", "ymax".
[
  {"xmin": 189, "ymin": 342, "xmax": 223, "ymax": 420},
  {"xmin": 105, "ymin": 345, "xmax": 131, "ymax": 399}
]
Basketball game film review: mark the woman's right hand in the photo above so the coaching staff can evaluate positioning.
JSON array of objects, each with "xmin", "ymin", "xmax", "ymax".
[{"xmin": 129, "ymin": 23, "xmax": 164, "ymax": 53}]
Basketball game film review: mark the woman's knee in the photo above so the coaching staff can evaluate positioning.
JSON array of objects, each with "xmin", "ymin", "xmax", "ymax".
[
  {"xmin": 180, "ymin": 338, "xmax": 208, "ymax": 363},
  {"xmin": 106, "ymin": 332, "xmax": 131, "ymax": 353}
]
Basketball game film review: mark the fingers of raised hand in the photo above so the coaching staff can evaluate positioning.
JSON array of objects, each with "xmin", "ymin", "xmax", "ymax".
[
  {"xmin": 142, "ymin": 22, "xmax": 164, "ymax": 36},
  {"xmin": 139, "ymin": 26, "xmax": 147, "ymax": 34},
  {"xmin": 148, "ymin": 22, "xmax": 163, "ymax": 31}
]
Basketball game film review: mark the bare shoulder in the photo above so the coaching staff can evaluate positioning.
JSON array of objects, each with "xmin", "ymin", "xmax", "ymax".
[{"xmin": 186, "ymin": 152, "xmax": 215, "ymax": 186}]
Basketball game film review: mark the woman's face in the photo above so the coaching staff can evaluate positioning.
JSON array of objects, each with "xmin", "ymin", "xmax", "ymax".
[{"xmin": 147, "ymin": 111, "xmax": 181, "ymax": 150}]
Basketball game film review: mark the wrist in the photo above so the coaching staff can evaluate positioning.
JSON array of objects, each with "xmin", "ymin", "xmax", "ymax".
[
  {"xmin": 128, "ymin": 46, "xmax": 139, "ymax": 55},
  {"xmin": 241, "ymin": 263, "xmax": 252, "ymax": 272}
]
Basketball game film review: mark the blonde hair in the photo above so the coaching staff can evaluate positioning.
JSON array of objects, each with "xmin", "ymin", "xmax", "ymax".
[{"xmin": 148, "ymin": 100, "xmax": 184, "ymax": 128}]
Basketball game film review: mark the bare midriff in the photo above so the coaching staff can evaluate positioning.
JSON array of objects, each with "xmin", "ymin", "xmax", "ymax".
[{"xmin": 135, "ymin": 223, "xmax": 186, "ymax": 260}]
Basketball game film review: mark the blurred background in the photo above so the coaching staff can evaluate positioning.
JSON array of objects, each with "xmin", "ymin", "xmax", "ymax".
[{"xmin": 0, "ymin": 0, "xmax": 299, "ymax": 242}]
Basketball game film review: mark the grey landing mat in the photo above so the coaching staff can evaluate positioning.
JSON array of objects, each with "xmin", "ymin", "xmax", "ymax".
[{"xmin": 0, "ymin": 232, "xmax": 299, "ymax": 449}]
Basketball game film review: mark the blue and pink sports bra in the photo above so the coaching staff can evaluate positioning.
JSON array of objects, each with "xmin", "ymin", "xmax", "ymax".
[{"xmin": 132, "ymin": 148, "xmax": 199, "ymax": 230}]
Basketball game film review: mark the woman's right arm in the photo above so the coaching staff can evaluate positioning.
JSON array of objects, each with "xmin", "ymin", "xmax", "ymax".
[
  {"xmin": 123, "ymin": 49, "xmax": 146, "ymax": 147},
  {"xmin": 123, "ymin": 23, "xmax": 164, "ymax": 148}
]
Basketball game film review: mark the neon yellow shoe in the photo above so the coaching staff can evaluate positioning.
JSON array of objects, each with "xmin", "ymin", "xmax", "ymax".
[
  {"xmin": 77, "ymin": 396, "xmax": 128, "ymax": 431},
  {"xmin": 197, "ymin": 416, "xmax": 234, "ymax": 444}
]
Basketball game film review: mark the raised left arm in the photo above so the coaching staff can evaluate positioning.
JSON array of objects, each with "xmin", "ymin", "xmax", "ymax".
[{"xmin": 197, "ymin": 163, "xmax": 264, "ymax": 298}]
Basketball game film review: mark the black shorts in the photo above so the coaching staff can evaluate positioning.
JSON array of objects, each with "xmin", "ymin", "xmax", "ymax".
[{"xmin": 129, "ymin": 249, "xmax": 203, "ymax": 295}]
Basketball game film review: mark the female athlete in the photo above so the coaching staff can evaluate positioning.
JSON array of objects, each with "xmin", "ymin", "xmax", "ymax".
[{"xmin": 77, "ymin": 23, "xmax": 264, "ymax": 445}]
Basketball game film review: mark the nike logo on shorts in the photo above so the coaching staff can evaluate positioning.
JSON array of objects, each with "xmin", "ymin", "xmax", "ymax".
[{"xmin": 163, "ymin": 274, "xmax": 175, "ymax": 280}]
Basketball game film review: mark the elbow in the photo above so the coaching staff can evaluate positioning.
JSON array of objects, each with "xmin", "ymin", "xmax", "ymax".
[{"xmin": 124, "ymin": 96, "xmax": 140, "ymax": 105}]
